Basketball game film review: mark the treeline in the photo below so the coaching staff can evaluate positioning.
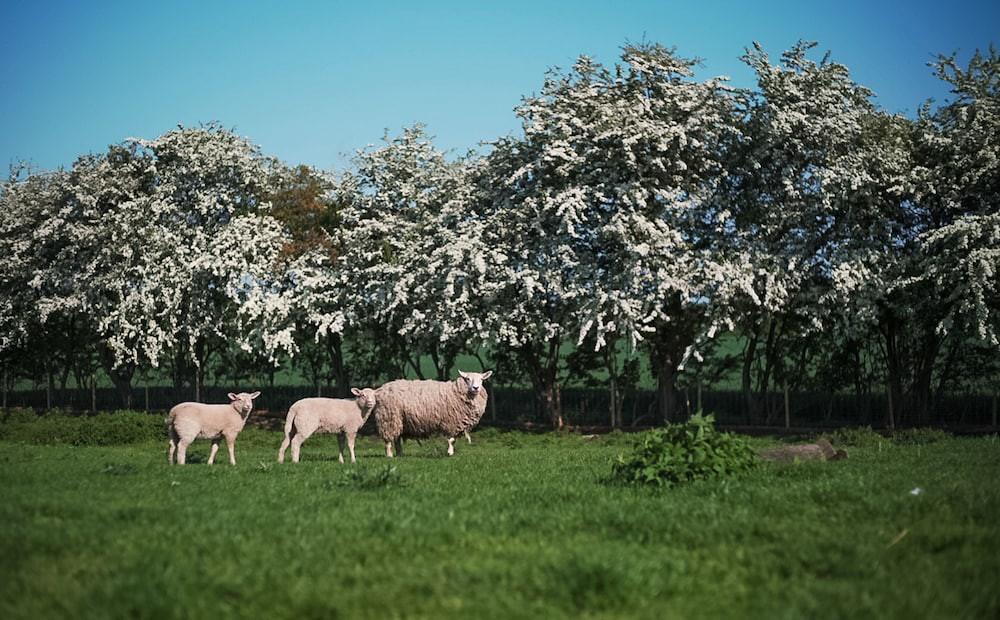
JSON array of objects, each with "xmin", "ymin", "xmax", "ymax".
[{"xmin": 1, "ymin": 41, "xmax": 998, "ymax": 428}]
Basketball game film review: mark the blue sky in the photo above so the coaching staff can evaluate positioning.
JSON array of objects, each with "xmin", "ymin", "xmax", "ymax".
[{"xmin": 2, "ymin": 0, "xmax": 997, "ymax": 172}]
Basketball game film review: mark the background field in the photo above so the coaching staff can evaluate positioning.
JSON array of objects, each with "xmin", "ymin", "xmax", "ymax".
[{"xmin": 1, "ymin": 425, "xmax": 998, "ymax": 619}]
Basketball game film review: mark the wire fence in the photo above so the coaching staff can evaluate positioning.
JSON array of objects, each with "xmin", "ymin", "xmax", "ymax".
[{"xmin": 3, "ymin": 384, "xmax": 998, "ymax": 429}]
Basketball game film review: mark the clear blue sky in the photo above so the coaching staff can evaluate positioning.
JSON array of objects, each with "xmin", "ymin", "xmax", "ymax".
[{"xmin": 2, "ymin": 0, "xmax": 997, "ymax": 173}]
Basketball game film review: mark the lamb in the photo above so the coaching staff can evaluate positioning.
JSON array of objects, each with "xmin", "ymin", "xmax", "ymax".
[
  {"xmin": 374, "ymin": 370, "xmax": 492, "ymax": 457},
  {"xmin": 166, "ymin": 391, "xmax": 260, "ymax": 465},
  {"xmin": 278, "ymin": 388, "xmax": 377, "ymax": 464}
]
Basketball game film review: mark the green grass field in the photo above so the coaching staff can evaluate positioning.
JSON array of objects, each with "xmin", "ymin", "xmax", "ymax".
[{"xmin": 1, "ymin": 426, "xmax": 998, "ymax": 619}]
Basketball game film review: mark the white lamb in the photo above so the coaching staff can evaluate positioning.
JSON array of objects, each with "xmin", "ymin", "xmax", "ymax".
[
  {"xmin": 167, "ymin": 391, "xmax": 260, "ymax": 465},
  {"xmin": 278, "ymin": 388, "xmax": 377, "ymax": 464},
  {"xmin": 374, "ymin": 370, "xmax": 492, "ymax": 457}
]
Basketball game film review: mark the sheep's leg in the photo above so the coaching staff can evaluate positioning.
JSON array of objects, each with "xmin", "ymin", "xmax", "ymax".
[
  {"xmin": 176, "ymin": 439, "xmax": 190, "ymax": 465},
  {"xmin": 385, "ymin": 441, "xmax": 394, "ymax": 458},
  {"xmin": 168, "ymin": 439, "xmax": 176, "ymax": 465},
  {"xmin": 447, "ymin": 437, "xmax": 456, "ymax": 456},
  {"xmin": 347, "ymin": 433, "xmax": 357, "ymax": 463},
  {"xmin": 207, "ymin": 440, "xmax": 220, "ymax": 465},
  {"xmin": 395, "ymin": 438, "xmax": 404, "ymax": 457},
  {"xmin": 465, "ymin": 430, "xmax": 472, "ymax": 444},
  {"xmin": 337, "ymin": 434, "xmax": 346, "ymax": 464},
  {"xmin": 278, "ymin": 432, "xmax": 291, "ymax": 463},
  {"xmin": 226, "ymin": 436, "xmax": 237, "ymax": 465},
  {"xmin": 291, "ymin": 434, "xmax": 305, "ymax": 463}
]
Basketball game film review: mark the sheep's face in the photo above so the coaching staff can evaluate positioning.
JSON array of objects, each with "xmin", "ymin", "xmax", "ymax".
[
  {"xmin": 350, "ymin": 387, "xmax": 377, "ymax": 412},
  {"xmin": 227, "ymin": 391, "xmax": 261, "ymax": 415},
  {"xmin": 458, "ymin": 370, "xmax": 492, "ymax": 398}
]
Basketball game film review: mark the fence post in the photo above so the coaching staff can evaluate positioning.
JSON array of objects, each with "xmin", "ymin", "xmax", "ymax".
[
  {"xmin": 784, "ymin": 384, "xmax": 790, "ymax": 430},
  {"xmin": 145, "ymin": 385, "xmax": 150, "ymax": 413},
  {"xmin": 91, "ymin": 376, "xmax": 97, "ymax": 412},
  {"xmin": 697, "ymin": 382, "xmax": 702, "ymax": 414},
  {"xmin": 2, "ymin": 366, "xmax": 6, "ymax": 411},
  {"xmin": 993, "ymin": 393, "xmax": 998, "ymax": 428}
]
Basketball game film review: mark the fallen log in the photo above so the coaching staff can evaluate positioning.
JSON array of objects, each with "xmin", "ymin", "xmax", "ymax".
[{"xmin": 758, "ymin": 438, "xmax": 847, "ymax": 462}]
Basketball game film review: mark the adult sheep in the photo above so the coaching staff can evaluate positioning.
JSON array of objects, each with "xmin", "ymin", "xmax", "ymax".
[
  {"xmin": 374, "ymin": 370, "xmax": 492, "ymax": 457},
  {"xmin": 167, "ymin": 391, "xmax": 260, "ymax": 465}
]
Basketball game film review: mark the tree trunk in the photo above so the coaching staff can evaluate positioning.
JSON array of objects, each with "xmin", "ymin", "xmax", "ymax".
[
  {"xmin": 910, "ymin": 333, "xmax": 940, "ymax": 426},
  {"xmin": 604, "ymin": 346, "xmax": 621, "ymax": 429},
  {"xmin": 326, "ymin": 333, "xmax": 351, "ymax": 398},
  {"xmin": 99, "ymin": 344, "xmax": 135, "ymax": 408},
  {"xmin": 742, "ymin": 333, "xmax": 758, "ymax": 424},
  {"xmin": 882, "ymin": 317, "xmax": 902, "ymax": 429},
  {"xmin": 46, "ymin": 361, "xmax": 54, "ymax": 410},
  {"xmin": 656, "ymin": 363, "xmax": 681, "ymax": 424},
  {"xmin": 609, "ymin": 375, "xmax": 619, "ymax": 429},
  {"xmin": 520, "ymin": 341, "xmax": 563, "ymax": 429},
  {"xmin": 91, "ymin": 376, "xmax": 97, "ymax": 412},
  {"xmin": 783, "ymin": 383, "xmax": 790, "ymax": 429}
]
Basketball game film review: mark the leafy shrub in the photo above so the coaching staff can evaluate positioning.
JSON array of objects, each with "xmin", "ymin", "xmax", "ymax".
[
  {"xmin": 0, "ymin": 408, "xmax": 38, "ymax": 431},
  {"xmin": 0, "ymin": 409, "xmax": 164, "ymax": 446},
  {"xmin": 824, "ymin": 426, "xmax": 886, "ymax": 448},
  {"xmin": 610, "ymin": 414, "xmax": 758, "ymax": 487},
  {"xmin": 892, "ymin": 427, "xmax": 950, "ymax": 445}
]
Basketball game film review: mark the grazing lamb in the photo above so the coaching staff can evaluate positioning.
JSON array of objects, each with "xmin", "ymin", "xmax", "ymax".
[
  {"xmin": 374, "ymin": 370, "xmax": 492, "ymax": 457},
  {"xmin": 167, "ymin": 391, "xmax": 260, "ymax": 465},
  {"xmin": 278, "ymin": 388, "xmax": 377, "ymax": 464}
]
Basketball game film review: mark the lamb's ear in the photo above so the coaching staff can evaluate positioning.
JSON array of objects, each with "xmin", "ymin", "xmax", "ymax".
[
  {"xmin": 249, "ymin": 391, "xmax": 261, "ymax": 399},
  {"xmin": 227, "ymin": 393, "xmax": 238, "ymax": 401},
  {"xmin": 351, "ymin": 388, "xmax": 362, "ymax": 397},
  {"xmin": 481, "ymin": 370, "xmax": 493, "ymax": 381}
]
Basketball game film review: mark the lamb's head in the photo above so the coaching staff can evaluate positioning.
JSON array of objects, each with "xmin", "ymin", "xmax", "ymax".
[
  {"xmin": 350, "ymin": 387, "xmax": 377, "ymax": 413},
  {"xmin": 457, "ymin": 370, "xmax": 492, "ymax": 399},
  {"xmin": 227, "ymin": 391, "xmax": 261, "ymax": 415}
]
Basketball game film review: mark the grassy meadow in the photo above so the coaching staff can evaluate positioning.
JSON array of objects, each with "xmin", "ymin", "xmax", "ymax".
[{"xmin": 0, "ymin": 417, "xmax": 998, "ymax": 619}]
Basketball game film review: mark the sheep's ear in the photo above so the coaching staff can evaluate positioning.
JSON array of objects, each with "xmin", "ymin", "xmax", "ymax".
[
  {"xmin": 458, "ymin": 371, "xmax": 469, "ymax": 379},
  {"xmin": 227, "ymin": 393, "xmax": 238, "ymax": 401},
  {"xmin": 481, "ymin": 370, "xmax": 493, "ymax": 381},
  {"xmin": 249, "ymin": 391, "xmax": 261, "ymax": 399},
  {"xmin": 351, "ymin": 388, "xmax": 362, "ymax": 397}
]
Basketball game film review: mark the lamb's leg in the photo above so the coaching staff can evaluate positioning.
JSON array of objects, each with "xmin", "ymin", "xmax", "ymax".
[
  {"xmin": 447, "ymin": 437, "xmax": 456, "ymax": 456},
  {"xmin": 337, "ymin": 434, "xmax": 346, "ymax": 464},
  {"xmin": 207, "ymin": 439, "xmax": 220, "ymax": 465},
  {"xmin": 278, "ymin": 431, "xmax": 291, "ymax": 463},
  {"xmin": 291, "ymin": 434, "xmax": 305, "ymax": 463},
  {"xmin": 177, "ymin": 439, "xmax": 190, "ymax": 465},
  {"xmin": 168, "ymin": 439, "xmax": 176, "ymax": 465},
  {"xmin": 347, "ymin": 433, "xmax": 357, "ymax": 463},
  {"xmin": 226, "ymin": 436, "xmax": 237, "ymax": 465}
]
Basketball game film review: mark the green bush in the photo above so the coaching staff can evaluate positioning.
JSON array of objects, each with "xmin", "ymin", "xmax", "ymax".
[
  {"xmin": 0, "ymin": 409, "xmax": 164, "ymax": 446},
  {"xmin": 892, "ymin": 427, "xmax": 950, "ymax": 445},
  {"xmin": 610, "ymin": 414, "xmax": 758, "ymax": 487}
]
